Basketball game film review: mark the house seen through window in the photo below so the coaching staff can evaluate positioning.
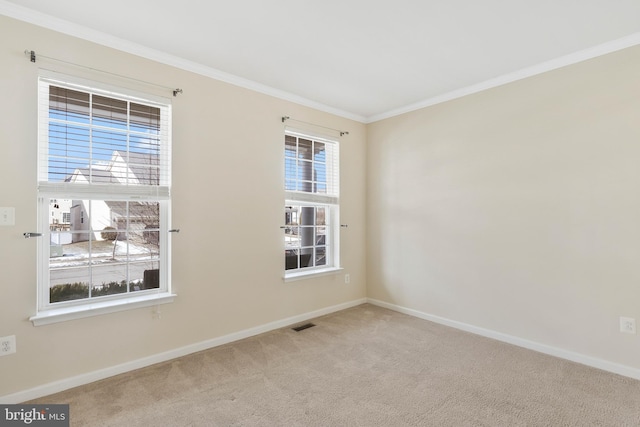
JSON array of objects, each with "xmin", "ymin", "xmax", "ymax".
[{"xmin": 36, "ymin": 73, "xmax": 172, "ymax": 313}]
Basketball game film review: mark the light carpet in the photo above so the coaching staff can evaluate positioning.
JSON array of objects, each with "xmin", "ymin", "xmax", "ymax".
[{"xmin": 30, "ymin": 304, "xmax": 640, "ymax": 426}]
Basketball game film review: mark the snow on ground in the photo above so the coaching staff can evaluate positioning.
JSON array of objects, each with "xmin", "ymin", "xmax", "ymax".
[{"xmin": 50, "ymin": 240, "xmax": 157, "ymax": 268}]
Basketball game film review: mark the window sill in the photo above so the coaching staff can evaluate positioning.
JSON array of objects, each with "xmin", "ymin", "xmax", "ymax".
[
  {"xmin": 284, "ymin": 267, "xmax": 343, "ymax": 283},
  {"xmin": 29, "ymin": 292, "xmax": 176, "ymax": 326}
]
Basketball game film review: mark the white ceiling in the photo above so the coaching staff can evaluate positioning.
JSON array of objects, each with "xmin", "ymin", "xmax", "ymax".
[{"xmin": 2, "ymin": 0, "xmax": 640, "ymax": 122}]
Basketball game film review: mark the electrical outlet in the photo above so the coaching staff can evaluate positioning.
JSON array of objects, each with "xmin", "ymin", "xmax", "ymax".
[
  {"xmin": 344, "ymin": 274, "xmax": 350, "ymax": 284},
  {"xmin": 0, "ymin": 335, "xmax": 16, "ymax": 356},
  {"xmin": 620, "ymin": 317, "xmax": 636, "ymax": 334}
]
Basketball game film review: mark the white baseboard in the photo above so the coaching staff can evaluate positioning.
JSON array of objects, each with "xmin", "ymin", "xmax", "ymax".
[
  {"xmin": 1, "ymin": 298, "xmax": 367, "ymax": 404},
  {"xmin": 367, "ymin": 298, "xmax": 640, "ymax": 381}
]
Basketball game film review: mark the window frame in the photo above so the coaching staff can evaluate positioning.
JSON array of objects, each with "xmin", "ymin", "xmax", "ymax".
[
  {"xmin": 30, "ymin": 71, "xmax": 175, "ymax": 326},
  {"xmin": 284, "ymin": 129, "xmax": 341, "ymax": 280}
]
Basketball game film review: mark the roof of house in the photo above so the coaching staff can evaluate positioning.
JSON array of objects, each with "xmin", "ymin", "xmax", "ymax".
[{"xmin": 66, "ymin": 151, "xmax": 160, "ymax": 185}]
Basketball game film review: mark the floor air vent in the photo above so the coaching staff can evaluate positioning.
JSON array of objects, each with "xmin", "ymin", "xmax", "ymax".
[{"xmin": 292, "ymin": 322, "xmax": 316, "ymax": 332}]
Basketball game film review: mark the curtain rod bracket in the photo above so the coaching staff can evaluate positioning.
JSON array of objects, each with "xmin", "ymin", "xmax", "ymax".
[
  {"xmin": 282, "ymin": 116, "xmax": 290, "ymax": 123},
  {"xmin": 173, "ymin": 88, "xmax": 183, "ymax": 97},
  {"xmin": 340, "ymin": 131, "xmax": 349, "ymax": 136},
  {"xmin": 25, "ymin": 49, "xmax": 36, "ymax": 62}
]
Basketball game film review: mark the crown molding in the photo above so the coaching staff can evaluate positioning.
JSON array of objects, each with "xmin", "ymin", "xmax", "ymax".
[
  {"xmin": 366, "ymin": 32, "xmax": 640, "ymax": 123},
  {"xmin": 1, "ymin": 1, "xmax": 638, "ymax": 125},
  {"xmin": 0, "ymin": 0, "xmax": 367, "ymax": 123}
]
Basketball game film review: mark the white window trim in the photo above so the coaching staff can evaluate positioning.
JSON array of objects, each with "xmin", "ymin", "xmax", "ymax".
[
  {"xmin": 283, "ymin": 267, "xmax": 344, "ymax": 283},
  {"xmin": 284, "ymin": 200, "xmax": 341, "ymax": 279},
  {"xmin": 29, "ymin": 292, "xmax": 176, "ymax": 326},
  {"xmin": 284, "ymin": 129, "xmax": 341, "ymax": 280},
  {"xmin": 33, "ymin": 72, "xmax": 175, "ymax": 325}
]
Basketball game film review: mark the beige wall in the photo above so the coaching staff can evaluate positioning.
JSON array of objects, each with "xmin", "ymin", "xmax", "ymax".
[
  {"xmin": 3, "ymin": 12, "xmax": 639, "ymax": 399},
  {"xmin": 367, "ymin": 46, "xmax": 640, "ymax": 369},
  {"xmin": 0, "ymin": 16, "xmax": 367, "ymax": 397}
]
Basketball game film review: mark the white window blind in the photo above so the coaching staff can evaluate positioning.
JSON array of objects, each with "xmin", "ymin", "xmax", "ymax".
[
  {"xmin": 38, "ymin": 74, "xmax": 171, "ymax": 199},
  {"xmin": 284, "ymin": 130, "xmax": 339, "ymax": 205}
]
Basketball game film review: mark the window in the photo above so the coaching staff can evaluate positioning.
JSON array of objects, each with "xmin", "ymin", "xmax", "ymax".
[
  {"xmin": 32, "ymin": 72, "xmax": 174, "ymax": 324},
  {"xmin": 284, "ymin": 130, "xmax": 340, "ymax": 277}
]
